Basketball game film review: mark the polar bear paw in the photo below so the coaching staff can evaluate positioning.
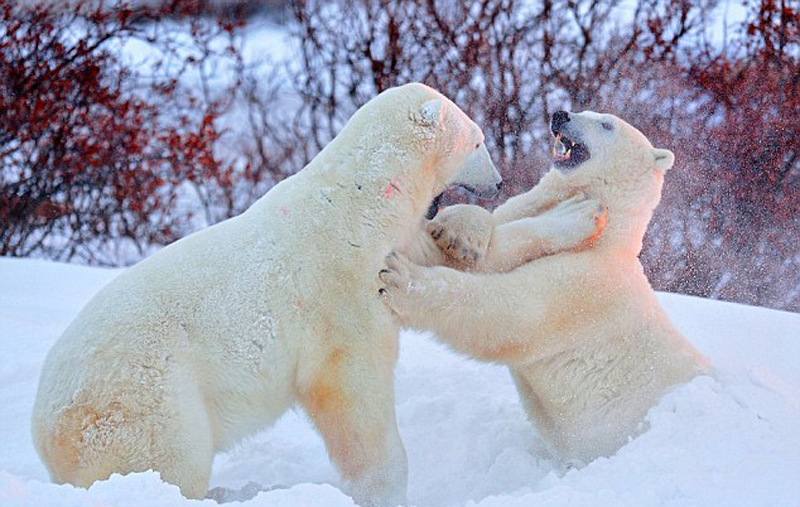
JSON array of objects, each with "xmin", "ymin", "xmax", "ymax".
[
  {"xmin": 538, "ymin": 193, "xmax": 606, "ymax": 252},
  {"xmin": 427, "ymin": 204, "xmax": 494, "ymax": 265},
  {"xmin": 378, "ymin": 252, "xmax": 419, "ymax": 318}
]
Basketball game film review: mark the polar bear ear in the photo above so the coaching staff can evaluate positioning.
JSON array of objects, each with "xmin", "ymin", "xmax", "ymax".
[
  {"xmin": 653, "ymin": 148, "xmax": 675, "ymax": 171},
  {"xmin": 412, "ymin": 99, "xmax": 444, "ymax": 127}
]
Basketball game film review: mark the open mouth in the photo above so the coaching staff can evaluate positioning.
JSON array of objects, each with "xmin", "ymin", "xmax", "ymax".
[
  {"xmin": 426, "ymin": 192, "xmax": 444, "ymax": 219},
  {"xmin": 458, "ymin": 182, "xmax": 501, "ymax": 200},
  {"xmin": 552, "ymin": 132, "xmax": 590, "ymax": 169},
  {"xmin": 426, "ymin": 180, "xmax": 501, "ymax": 219}
]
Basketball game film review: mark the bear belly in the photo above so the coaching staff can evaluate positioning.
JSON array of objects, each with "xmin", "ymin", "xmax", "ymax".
[{"xmin": 514, "ymin": 342, "xmax": 666, "ymax": 464}]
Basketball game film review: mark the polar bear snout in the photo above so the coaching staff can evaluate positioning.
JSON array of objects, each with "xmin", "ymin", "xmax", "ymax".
[{"xmin": 451, "ymin": 143, "xmax": 502, "ymax": 199}]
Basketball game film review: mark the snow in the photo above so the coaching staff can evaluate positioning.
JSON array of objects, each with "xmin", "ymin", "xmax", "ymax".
[{"xmin": 1, "ymin": 257, "xmax": 799, "ymax": 507}]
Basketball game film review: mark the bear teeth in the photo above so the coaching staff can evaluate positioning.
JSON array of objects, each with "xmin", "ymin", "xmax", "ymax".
[{"xmin": 552, "ymin": 135, "xmax": 571, "ymax": 159}]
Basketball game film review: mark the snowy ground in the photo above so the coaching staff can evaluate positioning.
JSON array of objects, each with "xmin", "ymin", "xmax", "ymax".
[{"xmin": 1, "ymin": 257, "xmax": 799, "ymax": 507}]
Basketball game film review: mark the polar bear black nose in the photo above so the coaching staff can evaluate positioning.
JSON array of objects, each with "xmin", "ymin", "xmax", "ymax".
[{"xmin": 551, "ymin": 111, "xmax": 570, "ymax": 132}]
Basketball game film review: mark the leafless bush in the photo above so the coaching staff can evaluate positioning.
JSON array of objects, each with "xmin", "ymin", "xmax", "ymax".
[
  {"xmin": 0, "ymin": 0, "xmax": 292, "ymax": 263},
  {"xmin": 284, "ymin": 0, "xmax": 800, "ymax": 311},
  {"xmin": 4, "ymin": 0, "xmax": 798, "ymax": 312}
]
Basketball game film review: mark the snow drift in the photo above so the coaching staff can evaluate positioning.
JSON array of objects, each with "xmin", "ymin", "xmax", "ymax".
[{"xmin": 1, "ymin": 257, "xmax": 799, "ymax": 507}]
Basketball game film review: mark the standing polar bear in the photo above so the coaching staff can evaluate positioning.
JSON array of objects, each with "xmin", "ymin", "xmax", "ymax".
[
  {"xmin": 380, "ymin": 111, "xmax": 711, "ymax": 465},
  {"xmin": 32, "ymin": 83, "xmax": 509, "ymax": 506}
]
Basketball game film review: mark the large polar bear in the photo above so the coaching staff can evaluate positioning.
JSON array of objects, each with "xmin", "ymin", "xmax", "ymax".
[
  {"xmin": 32, "ymin": 83, "xmax": 512, "ymax": 506},
  {"xmin": 379, "ymin": 110, "xmax": 712, "ymax": 466}
]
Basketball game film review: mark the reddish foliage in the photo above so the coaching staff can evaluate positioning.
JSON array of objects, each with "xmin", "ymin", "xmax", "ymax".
[
  {"xmin": 1, "ymin": 0, "xmax": 798, "ymax": 311},
  {"xmin": 0, "ymin": 0, "xmax": 234, "ymax": 263},
  {"xmin": 289, "ymin": 0, "xmax": 800, "ymax": 311},
  {"xmin": 650, "ymin": 0, "xmax": 800, "ymax": 307}
]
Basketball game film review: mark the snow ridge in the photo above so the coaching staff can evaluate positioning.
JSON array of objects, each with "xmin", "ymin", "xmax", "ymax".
[{"xmin": 1, "ymin": 258, "xmax": 798, "ymax": 507}]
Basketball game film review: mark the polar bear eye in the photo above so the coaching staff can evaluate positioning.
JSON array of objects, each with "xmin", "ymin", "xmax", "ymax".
[
  {"xmin": 601, "ymin": 122, "xmax": 614, "ymax": 131},
  {"xmin": 474, "ymin": 142, "xmax": 480, "ymax": 149}
]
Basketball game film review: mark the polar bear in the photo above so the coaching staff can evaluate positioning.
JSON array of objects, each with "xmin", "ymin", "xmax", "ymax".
[
  {"xmin": 379, "ymin": 110, "xmax": 712, "ymax": 466},
  {"xmin": 32, "ymin": 83, "xmax": 511, "ymax": 506}
]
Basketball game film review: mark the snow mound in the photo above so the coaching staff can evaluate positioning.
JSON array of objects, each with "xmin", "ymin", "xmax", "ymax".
[{"xmin": 1, "ymin": 257, "xmax": 799, "ymax": 507}]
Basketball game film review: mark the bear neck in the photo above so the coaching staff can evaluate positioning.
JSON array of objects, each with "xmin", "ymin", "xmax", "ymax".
[
  {"xmin": 362, "ymin": 160, "xmax": 442, "ymax": 245},
  {"xmin": 547, "ymin": 166, "xmax": 662, "ymax": 258},
  {"xmin": 309, "ymin": 129, "xmax": 442, "ymax": 248},
  {"xmin": 595, "ymin": 205, "xmax": 654, "ymax": 258},
  {"xmin": 593, "ymin": 170, "xmax": 664, "ymax": 258}
]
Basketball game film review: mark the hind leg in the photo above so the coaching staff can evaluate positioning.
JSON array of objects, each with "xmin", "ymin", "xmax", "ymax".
[
  {"xmin": 40, "ymin": 363, "xmax": 214, "ymax": 499},
  {"xmin": 151, "ymin": 368, "xmax": 215, "ymax": 498}
]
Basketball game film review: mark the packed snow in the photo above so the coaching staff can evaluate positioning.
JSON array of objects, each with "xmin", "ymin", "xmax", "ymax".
[{"xmin": 1, "ymin": 257, "xmax": 799, "ymax": 507}]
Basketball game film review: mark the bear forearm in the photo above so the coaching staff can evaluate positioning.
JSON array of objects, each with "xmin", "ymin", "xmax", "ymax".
[
  {"xmin": 492, "ymin": 171, "xmax": 569, "ymax": 224},
  {"xmin": 403, "ymin": 268, "xmax": 539, "ymax": 363},
  {"xmin": 478, "ymin": 219, "xmax": 555, "ymax": 273},
  {"xmin": 401, "ymin": 226, "xmax": 449, "ymax": 267}
]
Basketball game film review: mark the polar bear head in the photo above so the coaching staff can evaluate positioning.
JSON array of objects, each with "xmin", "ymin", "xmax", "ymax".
[
  {"xmin": 548, "ymin": 110, "xmax": 674, "ymax": 211},
  {"xmin": 342, "ymin": 83, "xmax": 501, "ymax": 219},
  {"xmin": 546, "ymin": 110, "xmax": 675, "ymax": 252},
  {"xmin": 410, "ymin": 90, "xmax": 503, "ymax": 217},
  {"xmin": 410, "ymin": 93, "xmax": 502, "ymax": 198}
]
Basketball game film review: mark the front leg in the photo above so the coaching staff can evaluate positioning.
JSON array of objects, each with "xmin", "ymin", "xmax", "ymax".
[
  {"xmin": 426, "ymin": 195, "xmax": 605, "ymax": 274},
  {"xmin": 427, "ymin": 204, "xmax": 495, "ymax": 269},
  {"xmin": 480, "ymin": 195, "xmax": 606, "ymax": 273},
  {"xmin": 492, "ymin": 169, "xmax": 574, "ymax": 224},
  {"xmin": 378, "ymin": 253, "xmax": 583, "ymax": 364},
  {"xmin": 298, "ymin": 334, "xmax": 407, "ymax": 507}
]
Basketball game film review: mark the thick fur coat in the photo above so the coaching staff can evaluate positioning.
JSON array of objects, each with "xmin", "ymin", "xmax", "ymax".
[
  {"xmin": 380, "ymin": 111, "xmax": 711, "ymax": 465},
  {"xmin": 31, "ymin": 83, "xmax": 502, "ymax": 506}
]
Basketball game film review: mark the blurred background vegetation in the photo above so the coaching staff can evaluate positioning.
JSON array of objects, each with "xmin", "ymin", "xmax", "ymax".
[{"xmin": 1, "ymin": 0, "xmax": 798, "ymax": 311}]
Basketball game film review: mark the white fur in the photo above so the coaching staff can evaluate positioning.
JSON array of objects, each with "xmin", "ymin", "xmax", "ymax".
[
  {"xmin": 380, "ymin": 111, "xmax": 711, "ymax": 465},
  {"xmin": 31, "ymin": 83, "xmax": 500, "ymax": 506},
  {"xmin": 428, "ymin": 195, "xmax": 605, "ymax": 271}
]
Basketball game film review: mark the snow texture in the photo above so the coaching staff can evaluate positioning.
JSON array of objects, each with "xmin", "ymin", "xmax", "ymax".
[{"xmin": 1, "ymin": 257, "xmax": 799, "ymax": 507}]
